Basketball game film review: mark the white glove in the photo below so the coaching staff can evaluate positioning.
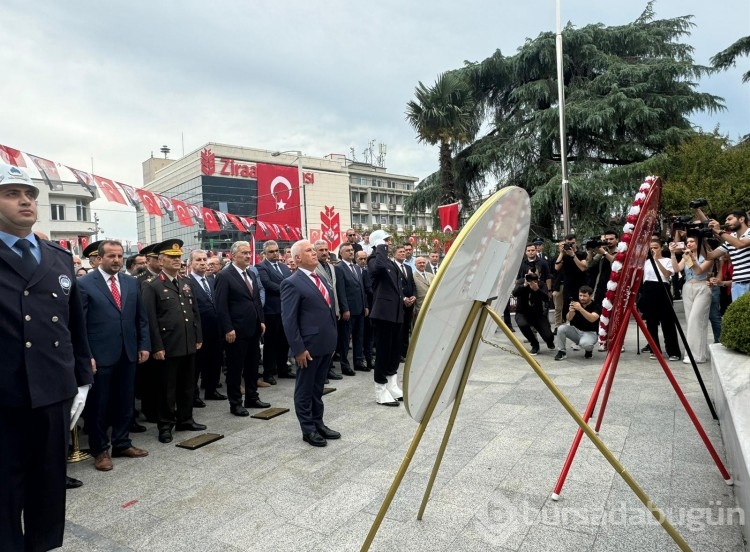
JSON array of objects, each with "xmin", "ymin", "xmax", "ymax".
[
  {"xmin": 372, "ymin": 239, "xmax": 385, "ymax": 247},
  {"xmin": 70, "ymin": 384, "xmax": 91, "ymax": 430}
]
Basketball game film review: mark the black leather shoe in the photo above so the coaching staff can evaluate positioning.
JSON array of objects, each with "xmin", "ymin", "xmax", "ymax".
[
  {"xmin": 176, "ymin": 421, "xmax": 207, "ymax": 431},
  {"xmin": 303, "ymin": 432, "xmax": 327, "ymax": 447},
  {"xmin": 66, "ymin": 476, "xmax": 83, "ymax": 489},
  {"xmin": 354, "ymin": 363, "xmax": 369, "ymax": 372},
  {"xmin": 158, "ymin": 429, "xmax": 173, "ymax": 443},
  {"xmin": 205, "ymin": 390, "xmax": 227, "ymax": 400},
  {"xmin": 129, "ymin": 421, "xmax": 147, "ymax": 433},
  {"xmin": 278, "ymin": 371, "xmax": 296, "ymax": 379},
  {"xmin": 244, "ymin": 399, "xmax": 270, "ymax": 409},
  {"xmin": 231, "ymin": 405, "xmax": 249, "ymax": 417},
  {"xmin": 317, "ymin": 425, "xmax": 341, "ymax": 440},
  {"xmin": 193, "ymin": 398, "xmax": 206, "ymax": 408},
  {"xmin": 324, "ymin": 378, "xmax": 329, "ymax": 384},
  {"xmin": 341, "ymin": 367, "xmax": 356, "ymax": 376},
  {"xmin": 327, "ymin": 370, "xmax": 343, "ymax": 380},
  {"xmin": 263, "ymin": 376, "xmax": 277, "ymax": 385}
]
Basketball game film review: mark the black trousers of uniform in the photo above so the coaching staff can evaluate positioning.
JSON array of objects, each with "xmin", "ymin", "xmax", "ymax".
[
  {"xmin": 262, "ymin": 314, "xmax": 291, "ymax": 379},
  {"xmin": 194, "ymin": 337, "xmax": 223, "ymax": 399},
  {"xmin": 400, "ymin": 306, "xmax": 414, "ymax": 357},
  {"xmin": 337, "ymin": 313, "xmax": 364, "ymax": 369},
  {"xmin": 135, "ymin": 357, "xmax": 159, "ymax": 422},
  {"xmin": 225, "ymin": 336, "xmax": 261, "ymax": 407},
  {"xmin": 0, "ymin": 400, "xmax": 70, "ymax": 552},
  {"xmin": 157, "ymin": 354, "xmax": 196, "ymax": 431},
  {"xmin": 639, "ymin": 281, "xmax": 681, "ymax": 358},
  {"xmin": 294, "ymin": 352, "xmax": 332, "ymax": 434},
  {"xmin": 363, "ymin": 316, "xmax": 374, "ymax": 361},
  {"xmin": 372, "ymin": 319, "xmax": 402, "ymax": 384}
]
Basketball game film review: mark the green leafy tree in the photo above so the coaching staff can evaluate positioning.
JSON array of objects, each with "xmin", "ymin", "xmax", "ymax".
[
  {"xmin": 711, "ymin": 36, "xmax": 750, "ymax": 83},
  {"xmin": 659, "ymin": 133, "xmax": 750, "ymax": 219},
  {"xmin": 407, "ymin": 2, "xmax": 725, "ymax": 238}
]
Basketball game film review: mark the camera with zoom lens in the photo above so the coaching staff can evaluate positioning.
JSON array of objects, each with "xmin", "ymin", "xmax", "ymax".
[
  {"xmin": 689, "ymin": 198, "xmax": 708, "ymax": 209},
  {"xmin": 585, "ymin": 237, "xmax": 608, "ymax": 250},
  {"xmin": 525, "ymin": 273, "xmax": 539, "ymax": 282},
  {"xmin": 563, "ymin": 242, "xmax": 573, "ymax": 251}
]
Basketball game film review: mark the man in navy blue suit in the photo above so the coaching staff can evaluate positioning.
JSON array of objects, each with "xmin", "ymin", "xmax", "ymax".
[
  {"xmin": 187, "ymin": 250, "xmax": 226, "ymax": 403},
  {"xmin": 79, "ymin": 240, "xmax": 151, "ymax": 471},
  {"xmin": 214, "ymin": 240, "xmax": 269, "ymax": 416},
  {"xmin": 334, "ymin": 242, "xmax": 368, "ymax": 375},
  {"xmin": 0, "ymin": 163, "xmax": 93, "ymax": 551},
  {"xmin": 256, "ymin": 240, "xmax": 295, "ymax": 384},
  {"xmin": 281, "ymin": 240, "xmax": 340, "ymax": 447}
]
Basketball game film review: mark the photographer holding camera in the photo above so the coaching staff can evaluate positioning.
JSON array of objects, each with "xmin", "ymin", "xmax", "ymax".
[
  {"xmin": 586, "ymin": 230, "xmax": 619, "ymax": 307},
  {"xmin": 513, "ymin": 269, "xmax": 555, "ymax": 355},
  {"xmin": 552, "ymin": 235, "xmax": 589, "ymax": 334},
  {"xmin": 693, "ymin": 205, "xmax": 750, "ymax": 301}
]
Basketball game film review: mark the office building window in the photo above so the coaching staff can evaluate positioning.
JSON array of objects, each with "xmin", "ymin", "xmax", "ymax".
[
  {"xmin": 76, "ymin": 200, "xmax": 88, "ymax": 221},
  {"xmin": 51, "ymin": 204, "xmax": 65, "ymax": 221}
]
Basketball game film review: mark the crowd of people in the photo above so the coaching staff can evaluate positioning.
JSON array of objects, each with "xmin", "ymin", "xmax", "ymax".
[{"xmin": 512, "ymin": 206, "xmax": 750, "ymax": 363}]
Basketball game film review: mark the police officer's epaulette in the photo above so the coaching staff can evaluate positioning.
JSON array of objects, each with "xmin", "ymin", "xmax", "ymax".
[{"xmin": 45, "ymin": 240, "xmax": 73, "ymax": 255}]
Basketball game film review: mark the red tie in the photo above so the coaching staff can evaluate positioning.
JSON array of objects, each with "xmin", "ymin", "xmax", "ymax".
[
  {"xmin": 311, "ymin": 273, "xmax": 331, "ymax": 306},
  {"xmin": 109, "ymin": 275, "xmax": 121, "ymax": 309}
]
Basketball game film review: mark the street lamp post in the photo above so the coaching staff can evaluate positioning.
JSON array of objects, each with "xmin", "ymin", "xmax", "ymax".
[{"xmin": 271, "ymin": 150, "xmax": 307, "ymax": 238}]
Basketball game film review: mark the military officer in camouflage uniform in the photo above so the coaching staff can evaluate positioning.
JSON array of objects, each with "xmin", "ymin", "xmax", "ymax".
[{"xmin": 141, "ymin": 239, "xmax": 206, "ymax": 444}]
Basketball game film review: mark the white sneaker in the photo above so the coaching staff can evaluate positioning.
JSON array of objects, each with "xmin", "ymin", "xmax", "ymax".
[{"xmin": 571, "ymin": 344, "xmax": 580, "ymax": 351}]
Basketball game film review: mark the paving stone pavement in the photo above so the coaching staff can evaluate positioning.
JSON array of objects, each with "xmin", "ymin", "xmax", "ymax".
[{"xmin": 63, "ymin": 312, "xmax": 746, "ymax": 551}]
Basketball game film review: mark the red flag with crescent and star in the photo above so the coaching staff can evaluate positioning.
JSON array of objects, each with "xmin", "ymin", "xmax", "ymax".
[
  {"xmin": 93, "ymin": 175, "xmax": 127, "ymax": 204},
  {"xmin": 0, "ymin": 144, "xmax": 26, "ymax": 167},
  {"xmin": 201, "ymin": 207, "xmax": 221, "ymax": 232},
  {"xmin": 256, "ymin": 163, "xmax": 301, "ymax": 228},
  {"xmin": 171, "ymin": 199, "xmax": 194, "ymax": 227},
  {"xmin": 438, "ymin": 202, "xmax": 459, "ymax": 233},
  {"xmin": 226, "ymin": 213, "xmax": 247, "ymax": 232},
  {"xmin": 136, "ymin": 188, "xmax": 163, "ymax": 216}
]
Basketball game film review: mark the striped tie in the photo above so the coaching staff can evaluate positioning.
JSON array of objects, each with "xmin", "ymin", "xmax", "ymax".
[{"xmin": 311, "ymin": 273, "xmax": 331, "ymax": 306}]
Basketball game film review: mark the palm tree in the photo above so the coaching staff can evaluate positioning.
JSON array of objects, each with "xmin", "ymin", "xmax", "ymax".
[{"xmin": 405, "ymin": 72, "xmax": 477, "ymax": 206}]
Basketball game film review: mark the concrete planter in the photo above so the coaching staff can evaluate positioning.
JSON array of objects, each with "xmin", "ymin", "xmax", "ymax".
[{"xmin": 711, "ymin": 342, "xmax": 750, "ymax": 544}]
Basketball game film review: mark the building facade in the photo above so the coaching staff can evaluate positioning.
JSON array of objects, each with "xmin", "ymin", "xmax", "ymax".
[{"xmin": 138, "ymin": 143, "xmax": 425, "ymax": 255}]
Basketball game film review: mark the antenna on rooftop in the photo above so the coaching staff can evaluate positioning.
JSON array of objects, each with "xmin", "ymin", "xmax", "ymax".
[{"xmin": 160, "ymin": 145, "xmax": 171, "ymax": 159}]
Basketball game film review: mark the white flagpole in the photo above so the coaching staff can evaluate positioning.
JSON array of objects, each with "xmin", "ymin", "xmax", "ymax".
[{"xmin": 556, "ymin": 0, "xmax": 571, "ymax": 235}]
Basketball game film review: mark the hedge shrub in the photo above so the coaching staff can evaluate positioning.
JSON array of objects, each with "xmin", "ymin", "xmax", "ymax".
[{"xmin": 721, "ymin": 291, "xmax": 750, "ymax": 355}]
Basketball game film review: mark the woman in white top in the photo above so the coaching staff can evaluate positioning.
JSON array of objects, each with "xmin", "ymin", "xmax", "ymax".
[
  {"xmin": 669, "ymin": 236, "xmax": 713, "ymax": 363},
  {"xmin": 637, "ymin": 239, "xmax": 681, "ymax": 360}
]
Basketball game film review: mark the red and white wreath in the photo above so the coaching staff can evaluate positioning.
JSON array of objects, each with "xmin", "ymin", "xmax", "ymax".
[{"xmin": 598, "ymin": 176, "xmax": 657, "ymax": 347}]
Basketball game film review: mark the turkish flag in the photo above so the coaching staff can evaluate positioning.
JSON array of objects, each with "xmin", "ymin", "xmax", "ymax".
[
  {"xmin": 79, "ymin": 235, "xmax": 89, "ymax": 251},
  {"xmin": 202, "ymin": 207, "xmax": 221, "ymax": 232},
  {"xmin": 67, "ymin": 166, "xmax": 98, "ymax": 197},
  {"xmin": 226, "ymin": 213, "xmax": 247, "ymax": 232},
  {"xmin": 27, "ymin": 154, "xmax": 63, "ymax": 191},
  {"xmin": 117, "ymin": 182, "xmax": 141, "ymax": 209},
  {"xmin": 136, "ymin": 189, "xmax": 163, "ymax": 216},
  {"xmin": 172, "ymin": 199, "xmax": 194, "ymax": 227},
  {"xmin": 256, "ymin": 220, "xmax": 275, "ymax": 240},
  {"xmin": 256, "ymin": 163, "xmax": 301, "ymax": 228},
  {"xmin": 58, "ymin": 239, "xmax": 69, "ymax": 250},
  {"xmin": 93, "ymin": 175, "xmax": 127, "ymax": 204},
  {"xmin": 438, "ymin": 202, "xmax": 460, "ymax": 233},
  {"xmin": 155, "ymin": 194, "xmax": 174, "ymax": 221},
  {"xmin": 0, "ymin": 144, "xmax": 26, "ymax": 167}
]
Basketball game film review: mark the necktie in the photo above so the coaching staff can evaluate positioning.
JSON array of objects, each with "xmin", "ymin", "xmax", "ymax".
[
  {"xmin": 201, "ymin": 277, "xmax": 211, "ymax": 297},
  {"xmin": 311, "ymin": 273, "xmax": 331, "ymax": 306},
  {"xmin": 432, "ymin": 265, "xmax": 438, "ymax": 274},
  {"xmin": 242, "ymin": 271, "xmax": 254, "ymax": 294},
  {"xmin": 274, "ymin": 263, "xmax": 282, "ymax": 275},
  {"xmin": 421, "ymin": 272, "xmax": 427, "ymax": 282},
  {"xmin": 349, "ymin": 262, "xmax": 357, "ymax": 276},
  {"xmin": 14, "ymin": 238, "xmax": 38, "ymax": 277},
  {"xmin": 110, "ymin": 276, "xmax": 122, "ymax": 309},
  {"xmin": 400, "ymin": 263, "xmax": 407, "ymax": 278}
]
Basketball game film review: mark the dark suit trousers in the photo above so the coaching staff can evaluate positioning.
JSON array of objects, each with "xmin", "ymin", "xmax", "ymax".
[
  {"xmin": 363, "ymin": 316, "xmax": 373, "ymax": 360},
  {"xmin": 400, "ymin": 306, "xmax": 414, "ymax": 357},
  {"xmin": 338, "ymin": 314, "xmax": 365, "ymax": 368},
  {"xmin": 0, "ymin": 400, "xmax": 70, "ymax": 552},
  {"xmin": 294, "ymin": 352, "xmax": 332, "ymax": 434},
  {"xmin": 225, "ymin": 336, "xmax": 260, "ymax": 406},
  {"xmin": 262, "ymin": 314, "xmax": 290, "ymax": 378},
  {"xmin": 372, "ymin": 319, "xmax": 402, "ymax": 384},
  {"xmin": 516, "ymin": 312, "xmax": 554, "ymax": 348},
  {"xmin": 85, "ymin": 348, "xmax": 136, "ymax": 456},
  {"xmin": 157, "ymin": 355, "xmax": 196, "ymax": 430},
  {"xmin": 195, "ymin": 337, "xmax": 223, "ymax": 397},
  {"xmin": 135, "ymin": 357, "xmax": 159, "ymax": 422}
]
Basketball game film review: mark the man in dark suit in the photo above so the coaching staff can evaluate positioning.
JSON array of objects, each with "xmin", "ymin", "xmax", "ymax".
[
  {"xmin": 0, "ymin": 163, "xmax": 94, "ymax": 551},
  {"xmin": 313, "ymin": 239, "xmax": 342, "ymax": 381},
  {"xmin": 256, "ymin": 240, "xmax": 295, "ymax": 384},
  {"xmin": 187, "ymin": 250, "xmax": 226, "ymax": 403},
  {"xmin": 394, "ymin": 244, "xmax": 417, "ymax": 359},
  {"xmin": 79, "ymin": 240, "xmax": 151, "ymax": 472},
  {"xmin": 141, "ymin": 239, "xmax": 206, "ymax": 444},
  {"xmin": 356, "ymin": 250, "xmax": 374, "ymax": 371},
  {"xmin": 367, "ymin": 230, "xmax": 404, "ymax": 406},
  {"xmin": 335, "ymin": 243, "xmax": 368, "ymax": 375},
  {"xmin": 281, "ymin": 240, "xmax": 340, "ymax": 447},
  {"xmin": 214, "ymin": 240, "xmax": 269, "ymax": 416}
]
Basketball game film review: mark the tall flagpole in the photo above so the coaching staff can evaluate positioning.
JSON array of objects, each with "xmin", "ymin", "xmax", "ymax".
[{"xmin": 556, "ymin": 0, "xmax": 571, "ymax": 235}]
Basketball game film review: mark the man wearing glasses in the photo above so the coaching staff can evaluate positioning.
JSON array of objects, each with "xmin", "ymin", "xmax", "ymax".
[{"xmin": 345, "ymin": 229, "xmax": 363, "ymax": 254}]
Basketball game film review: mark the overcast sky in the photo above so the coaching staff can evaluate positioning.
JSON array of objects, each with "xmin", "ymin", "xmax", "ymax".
[{"xmin": 2, "ymin": 0, "xmax": 748, "ymax": 242}]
